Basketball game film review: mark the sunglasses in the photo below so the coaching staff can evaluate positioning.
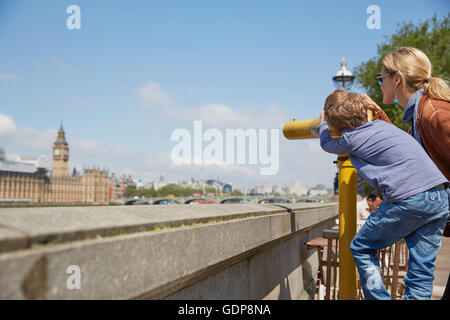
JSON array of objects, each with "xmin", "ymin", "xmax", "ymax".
[{"xmin": 376, "ymin": 73, "xmax": 383, "ymax": 86}]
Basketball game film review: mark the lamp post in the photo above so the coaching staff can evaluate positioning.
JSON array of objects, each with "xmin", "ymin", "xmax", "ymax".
[
  {"xmin": 333, "ymin": 57, "xmax": 358, "ymax": 300},
  {"xmin": 333, "ymin": 57, "xmax": 355, "ymax": 90}
]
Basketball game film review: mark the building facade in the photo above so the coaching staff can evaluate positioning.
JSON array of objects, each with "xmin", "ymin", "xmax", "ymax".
[
  {"xmin": 108, "ymin": 173, "xmax": 135, "ymax": 200},
  {"xmin": 0, "ymin": 125, "xmax": 109, "ymax": 205}
]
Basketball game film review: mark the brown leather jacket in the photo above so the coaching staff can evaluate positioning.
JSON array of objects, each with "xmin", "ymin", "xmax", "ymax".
[
  {"xmin": 373, "ymin": 96, "xmax": 450, "ymax": 180},
  {"xmin": 418, "ymin": 96, "xmax": 450, "ymax": 238},
  {"xmin": 416, "ymin": 96, "xmax": 450, "ymax": 180}
]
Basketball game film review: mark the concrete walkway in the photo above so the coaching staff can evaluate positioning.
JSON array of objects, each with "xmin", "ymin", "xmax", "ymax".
[{"xmin": 432, "ymin": 236, "xmax": 450, "ymax": 300}]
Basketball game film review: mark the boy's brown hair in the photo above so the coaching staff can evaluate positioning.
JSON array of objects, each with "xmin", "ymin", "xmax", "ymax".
[{"xmin": 324, "ymin": 89, "xmax": 377, "ymax": 135}]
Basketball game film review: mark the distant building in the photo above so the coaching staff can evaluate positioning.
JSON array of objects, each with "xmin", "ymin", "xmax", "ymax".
[
  {"xmin": 250, "ymin": 184, "xmax": 273, "ymax": 195},
  {"xmin": 272, "ymin": 185, "xmax": 286, "ymax": 196},
  {"xmin": 152, "ymin": 181, "xmax": 169, "ymax": 191},
  {"xmin": 223, "ymin": 184, "xmax": 233, "ymax": 193},
  {"xmin": 0, "ymin": 124, "xmax": 108, "ymax": 204},
  {"xmin": 142, "ymin": 180, "xmax": 154, "ymax": 189},
  {"xmin": 108, "ymin": 173, "xmax": 138, "ymax": 199},
  {"xmin": 17, "ymin": 154, "xmax": 50, "ymax": 171},
  {"xmin": 206, "ymin": 179, "xmax": 222, "ymax": 188},
  {"xmin": 309, "ymin": 184, "xmax": 328, "ymax": 196},
  {"xmin": 135, "ymin": 178, "xmax": 145, "ymax": 189},
  {"xmin": 180, "ymin": 177, "xmax": 208, "ymax": 190},
  {"xmin": 287, "ymin": 181, "xmax": 308, "ymax": 196}
]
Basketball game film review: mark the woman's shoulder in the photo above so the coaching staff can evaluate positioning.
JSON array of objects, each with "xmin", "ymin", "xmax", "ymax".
[
  {"xmin": 418, "ymin": 95, "xmax": 450, "ymax": 123},
  {"xmin": 420, "ymin": 95, "xmax": 450, "ymax": 112}
]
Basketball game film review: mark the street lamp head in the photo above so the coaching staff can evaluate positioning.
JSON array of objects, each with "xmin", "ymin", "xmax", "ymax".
[{"xmin": 332, "ymin": 57, "xmax": 355, "ymax": 90}]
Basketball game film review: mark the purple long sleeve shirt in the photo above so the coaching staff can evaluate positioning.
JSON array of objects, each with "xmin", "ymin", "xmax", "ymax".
[{"xmin": 318, "ymin": 120, "xmax": 447, "ymax": 202}]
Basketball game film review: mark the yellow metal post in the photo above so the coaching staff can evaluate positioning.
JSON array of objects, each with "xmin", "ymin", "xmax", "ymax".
[
  {"xmin": 283, "ymin": 117, "xmax": 361, "ymax": 300},
  {"xmin": 337, "ymin": 155, "xmax": 358, "ymax": 300}
]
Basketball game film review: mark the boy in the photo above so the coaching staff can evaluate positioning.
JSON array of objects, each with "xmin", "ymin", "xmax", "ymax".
[{"xmin": 318, "ymin": 89, "xmax": 449, "ymax": 300}]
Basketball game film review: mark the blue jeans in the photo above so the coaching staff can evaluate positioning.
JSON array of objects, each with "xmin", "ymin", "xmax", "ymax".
[{"xmin": 350, "ymin": 187, "xmax": 449, "ymax": 300}]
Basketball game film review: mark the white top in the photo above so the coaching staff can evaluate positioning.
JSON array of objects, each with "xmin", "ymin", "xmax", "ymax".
[{"xmin": 357, "ymin": 199, "xmax": 371, "ymax": 223}]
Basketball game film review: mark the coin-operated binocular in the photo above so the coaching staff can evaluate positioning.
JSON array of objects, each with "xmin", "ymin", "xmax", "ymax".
[
  {"xmin": 282, "ymin": 117, "xmax": 358, "ymax": 300},
  {"xmin": 282, "ymin": 118, "xmax": 339, "ymax": 140}
]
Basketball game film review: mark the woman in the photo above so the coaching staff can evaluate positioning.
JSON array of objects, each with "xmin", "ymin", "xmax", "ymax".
[{"xmin": 364, "ymin": 47, "xmax": 450, "ymax": 299}]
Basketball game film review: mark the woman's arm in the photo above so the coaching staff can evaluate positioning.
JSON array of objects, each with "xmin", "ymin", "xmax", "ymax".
[{"xmin": 422, "ymin": 107, "xmax": 450, "ymax": 180}]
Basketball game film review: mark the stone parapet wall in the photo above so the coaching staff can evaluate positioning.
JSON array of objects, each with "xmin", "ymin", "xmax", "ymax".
[{"xmin": 0, "ymin": 203, "xmax": 338, "ymax": 299}]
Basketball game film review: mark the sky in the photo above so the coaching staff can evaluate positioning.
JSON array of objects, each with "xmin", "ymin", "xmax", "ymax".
[{"xmin": 0, "ymin": 0, "xmax": 449, "ymax": 189}]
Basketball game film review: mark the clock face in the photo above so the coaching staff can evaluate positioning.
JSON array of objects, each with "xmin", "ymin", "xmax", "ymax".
[{"xmin": 54, "ymin": 149, "xmax": 60, "ymax": 156}]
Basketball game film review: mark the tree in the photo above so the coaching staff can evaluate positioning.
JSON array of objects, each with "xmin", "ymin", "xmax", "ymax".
[
  {"xmin": 354, "ymin": 14, "xmax": 449, "ymax": 131},
  {"xmin": 123, "ymin": 185, "xmax": 137, "ymax": 197},
  {"xmin": 122, "ymin": 183, "xmax": 222, "ymax": 198},
  {"xmin": 231, "ymin": 190, "xmax": 243, "ymax": 196}
]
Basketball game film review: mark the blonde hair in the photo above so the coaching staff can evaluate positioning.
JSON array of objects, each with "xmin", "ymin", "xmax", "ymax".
[
  {"xmin": 324, "ymin": 89, "xmax": 376, "ymax": 134},
  {"xmin": 382, "ymin": 47, "xmax": 450, "ymax": 102}
]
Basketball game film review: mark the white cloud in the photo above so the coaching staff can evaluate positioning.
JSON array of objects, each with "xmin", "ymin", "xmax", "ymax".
[
  {"xmin": 137, "ymin": 81, "xmax": 288, "ymax": 130},
  {"xmin": 0, "ymin": 113, "xmax": 17, "ymax": 135},
  {"xmin": 11, "ymin": 127, "xmax": 57, "ymax": 150},
  {"xmin": 71, "ymin": 139, "xmax": 139, "ymax": 158},
  {"xmin": 49, "ymin": 57, "xmax": 75, "ymax": 73},
  {"xmin": 0, "ymin": 73, "xmax": 20, "ymax": 80},
  {"xmin": 138, "ymin": 81, "xmax": 174, "ymax": 116},
  {"xmin": 68, "ymin": 95, "xmax": 93, "ymax": 108},
  {"xmin": 182, "ymin": 103, "xmax": 287, "ymax": 130}
]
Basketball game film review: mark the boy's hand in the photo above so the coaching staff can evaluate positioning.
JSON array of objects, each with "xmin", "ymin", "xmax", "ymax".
[{"xmin": 319, "ymin": 111, "xmax": 325, "ymax": 123}]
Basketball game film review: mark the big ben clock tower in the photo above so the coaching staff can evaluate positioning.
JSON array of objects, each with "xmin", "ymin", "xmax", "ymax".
[{"xmin": 52, "ymin": 123, "xmax": 69, "ymax": 177}]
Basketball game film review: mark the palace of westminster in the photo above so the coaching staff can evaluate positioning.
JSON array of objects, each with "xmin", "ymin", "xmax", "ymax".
[{"xmin": 0, "ymin": 124, "xmax": 109, "ymax": 204}]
